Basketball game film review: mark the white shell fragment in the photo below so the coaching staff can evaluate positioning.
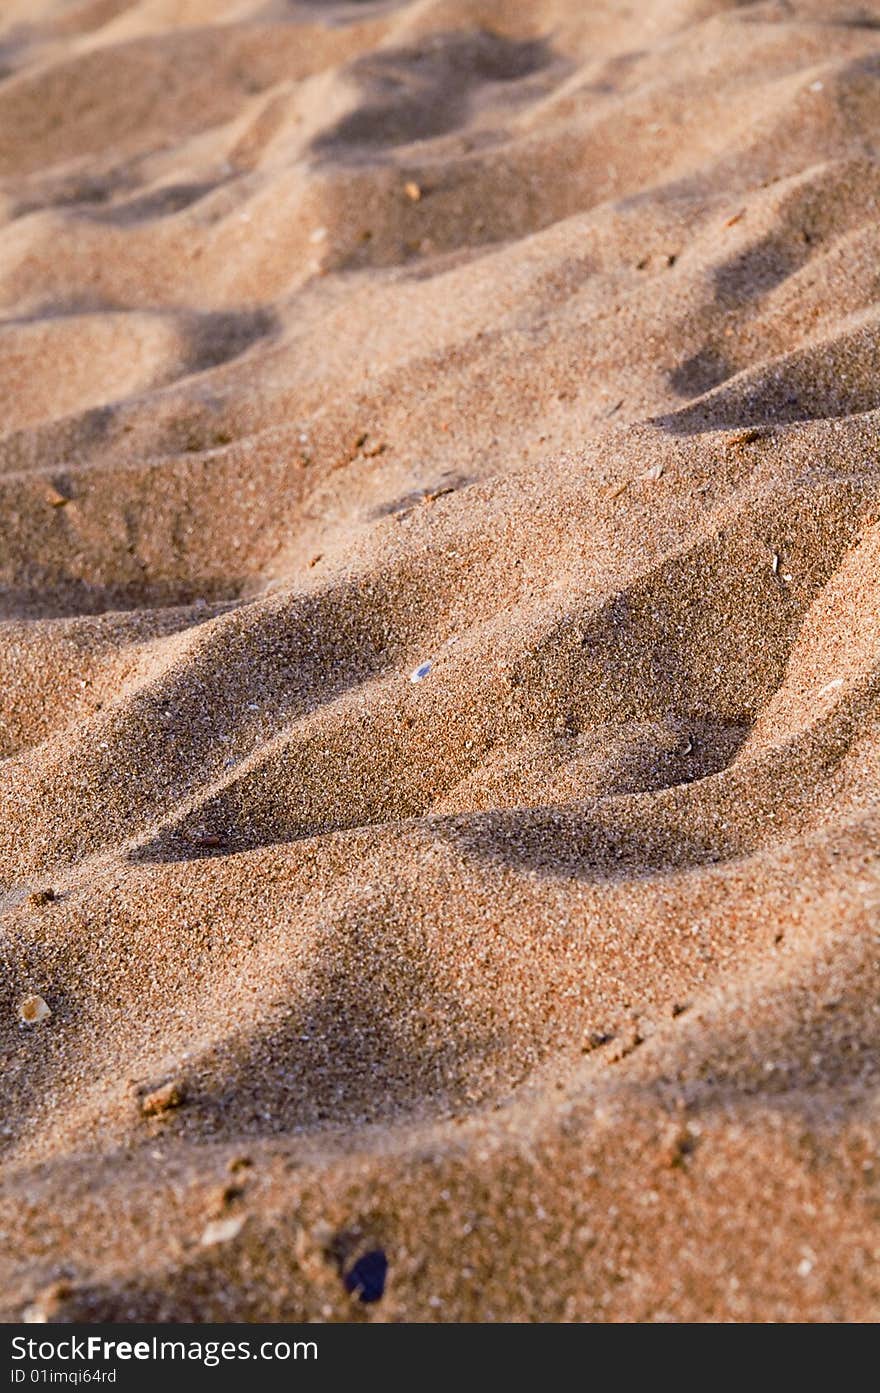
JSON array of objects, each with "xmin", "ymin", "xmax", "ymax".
[
  {"xmin": 410, "ymin": 661, "xmax": 432, "ymax": 683},
  {"xmin": 817, "ymin": 678, "xmax": 843, "ymax": 699},
  {"xmin": 201, "ymin": 1215, "xmax": 245, "ymax": 1246},
  {"xmin": 18, "ymin": 995, "xmax": 51, "ymax": 1026}
]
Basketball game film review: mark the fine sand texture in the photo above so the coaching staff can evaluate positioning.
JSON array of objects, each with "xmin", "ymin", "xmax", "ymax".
[{"xmin": 1, "ymin": 0, "xmax": 880, "ymax": 1322}]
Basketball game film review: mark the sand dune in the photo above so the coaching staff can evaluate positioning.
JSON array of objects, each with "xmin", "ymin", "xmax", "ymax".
[{"xmin": 1, "ymin": 0, "xmax": 879, "ymax": 1322}]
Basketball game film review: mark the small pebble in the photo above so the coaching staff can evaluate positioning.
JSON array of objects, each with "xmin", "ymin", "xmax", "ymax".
[
  {"xmin": 228, "ymin": 1154, "xmax": 253, "ymax": 1174},
  {"xmin": 28, "ymin": 888, "xmax": 56, "ymax": 908},
  {"xmin": 187, "ymin": 832, "xmax": 222, "ymax": 849},
  {"xmin": 608, "ymin": 1021, "xmax": 644, "ymax": 1062},
  {"xmin": 201, "ymin": 1215, "xmax": 245, "ymax": 1246},
  {"xmin": 209, "ymin": 1182, "xmax": 244, "ymax": 1215},
  {"xmin": 22, "ymin": 1281, "xmax": 73, "ymax": 1324},
  {"xmin": 140, "ymin": 1080, "xmax": 186, "ymax": 1117},
  {"xmin": 18, "ymin": 995, "xmax": 51, "ymax": 1026},
  {"xmin": 659, "ymin": 1123, "xmax": 696, "ymax": 1169},
  {"xmin": 344, "ymin": 1249, "xmax": 388, "ymax": 1303}
]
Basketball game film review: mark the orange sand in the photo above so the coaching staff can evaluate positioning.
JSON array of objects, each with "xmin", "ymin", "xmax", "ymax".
[{"xmin": 1, "ymin": 0, "xmax": 879, "ymax": 1322}]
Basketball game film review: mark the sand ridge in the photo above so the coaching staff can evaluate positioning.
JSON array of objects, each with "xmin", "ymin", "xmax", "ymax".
[{"xmin": 0, "ymin": 0, "xmax": 879, "ymax": 1321}]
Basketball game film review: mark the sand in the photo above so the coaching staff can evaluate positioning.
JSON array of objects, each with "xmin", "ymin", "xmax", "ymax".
[{"xmin": 0, "ymin": 0, "xmax": 878, "ymax": 1323}]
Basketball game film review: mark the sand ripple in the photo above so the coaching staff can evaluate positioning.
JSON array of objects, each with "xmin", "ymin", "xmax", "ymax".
[{"xmin": 0, "ymin": 0, "xmax": 878, "ymax": 1321}]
